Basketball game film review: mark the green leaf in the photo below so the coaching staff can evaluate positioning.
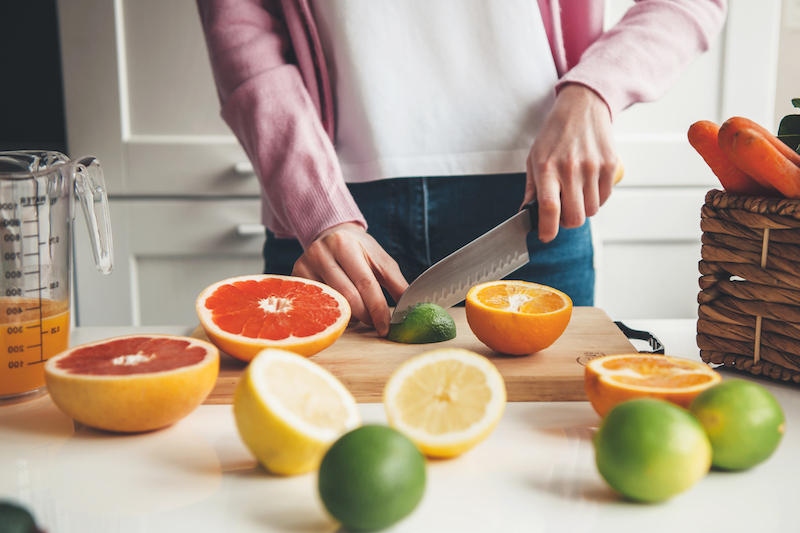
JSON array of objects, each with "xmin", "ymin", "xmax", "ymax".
[
  {"xmin": 793, "ymin": 98, "xmax": 800, "ymax": 109},
  {"xmin": 778, "ymin": 134, "xmax": 800, "ymax": 152},
  {"xmin": 778, "ymin": 114, "xmax": 800, "ymax": 136}
]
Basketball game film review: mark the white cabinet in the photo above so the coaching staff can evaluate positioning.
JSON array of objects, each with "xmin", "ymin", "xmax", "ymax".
[
  {"xmin": 73, "ymin": 198, "xmax": 264, "ymax": 326},
  {"xmin": 59, "ymin": 0, "xmax": 785, "ymax": 326},
  {"xmin": 591, "ymin": 0, "xmax": 785, "ymax": 321},
  {"xmin": 58, "ymin": 0, "xmax": 263, "ymax": 326}
]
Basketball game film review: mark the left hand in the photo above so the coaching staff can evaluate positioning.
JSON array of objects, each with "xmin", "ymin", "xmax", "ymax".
[{"xmin": 523, "ymin": 83, "xmax": 617, "ymax": 243}]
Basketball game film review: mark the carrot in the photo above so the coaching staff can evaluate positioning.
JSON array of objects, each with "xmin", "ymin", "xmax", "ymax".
[
  {"xmin": 719, "ymin": 116, "xmax": 800, "ymax": 169},
  {"xmin": 725, "ymin": 127, "xmax": 800, "ymax": 199},
  {"xmin": 687, "ymin": 120, "xmax": 778, "ymax": 196}
]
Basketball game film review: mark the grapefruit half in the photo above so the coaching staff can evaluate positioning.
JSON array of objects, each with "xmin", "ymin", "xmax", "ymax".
[
  {"xmin": 44, "ymin": 334, "xmax": 219, "ymax": 433},
  {"xmin": 196, "ymin": 274, "xmax": 351, "ymax": 361}
]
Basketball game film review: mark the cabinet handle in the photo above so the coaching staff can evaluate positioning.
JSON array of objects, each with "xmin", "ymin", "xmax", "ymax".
[
  {"xmin": 236, "ymin": 223, "xmax": 266, "ymax": 237},
  {"xmin": 233, "ymin": 162, "xmax": 255, "ymax": 175}
]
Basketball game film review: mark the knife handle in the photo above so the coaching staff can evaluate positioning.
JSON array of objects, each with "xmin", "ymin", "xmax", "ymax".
[{"xmin": 521, "ymin": 199, "xmax": 539, "ymax": 228}]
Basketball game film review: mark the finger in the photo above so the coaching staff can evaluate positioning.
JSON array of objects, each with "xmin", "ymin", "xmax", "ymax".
[
  {"xmin": 367, "ymin": 250, "xmax": 408, "ymax": 304},
  {"xmin": 291, "ymin": 259, "xmax": 324, "ymax": 283},
  {"xmin": 522, "ymin": 154, "xmax": 537, "ymax": 208},
  {"xmin": 536, "ymin": 168, "xmax": 562, "ymax": 243},
  {"xmin": 298, "ymin": 242, "xmax": 373, "ymax": 329},
  {"xmin": 320, "ymin": 263, "xmax": 375, "ymax": 329},
  {"xmin": 598, "ymin": 158, "xmax": 618, "ymax": 206},
  {"xmin": 335, "ymin": 246, "xmax": 392, "ymax": 337},
  {"xmin": 583, "ymin": 161, "xmax": 601, "ymax": 218},
  {"xmin": 559, "ymin": 161, "xmax": 587, "ymax": 230}
]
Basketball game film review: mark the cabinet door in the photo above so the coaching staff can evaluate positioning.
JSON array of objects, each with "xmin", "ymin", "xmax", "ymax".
[
  {"xmin": 594, "ymin": 0, "xmax": 783, "ymax": 318},
  {"xmin": 73, "ymin": 199, "xmax": 265, "ymax": 326},
  {"xmin": 57, "ymin": 0, "xmax": 258, "ymax": 196}
]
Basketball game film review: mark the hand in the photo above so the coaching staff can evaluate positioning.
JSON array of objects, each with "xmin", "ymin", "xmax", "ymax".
[
  {"xmin": 524, "ymin": 83, "xmax": 617, "ymax": 243},
  {"xmin": 292, "ymin": 223, "xmax": 408, "ymax": 337}
]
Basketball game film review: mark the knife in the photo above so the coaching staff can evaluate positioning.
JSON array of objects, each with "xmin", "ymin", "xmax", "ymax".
[{"xmin": 390, "ymin": 162, "xmax": 624, "ymax": 324}]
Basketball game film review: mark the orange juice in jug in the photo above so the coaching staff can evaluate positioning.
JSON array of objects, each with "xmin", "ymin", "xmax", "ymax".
[{"xmin": 1, "ymin": 298, "xmax": 69, "ymax": 400}]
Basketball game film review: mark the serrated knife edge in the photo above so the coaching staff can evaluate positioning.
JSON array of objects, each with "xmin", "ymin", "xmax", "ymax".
[{"xmin": 390, "ymin": 207, "xmax": 534, "ymax": 323}]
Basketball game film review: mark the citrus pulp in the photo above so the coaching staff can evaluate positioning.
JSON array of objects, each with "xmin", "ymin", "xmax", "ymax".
[
  {"xmin": 585, "ymin": 354, "xmax": 721, "ymax": 417},
  {"xmin": 383, "ymin": 347, "xmax": 506, "ymax": 458},
  {"xmin": 690, "ymin": 379, "xmax": 785, "ymax": 470},
  {"xmin": 594, "ymin": 398, "xmax": 712, "ymax": 503},
  {"xmin": 233, "ymin": 348, "xmax": 360, "ymax": 476},
  {"xmin": 44, "ymin": 334, "xmax": 219, "ymax": 433},
  {"xmin": 318, "ymin": 425, "xmax": 426, "ymax": 532},
  {"xmin": 387, "ymin": 302, "xmax": 456, "ymax": 344},
  {"xmin": 196, "ymin": 274, "xmax": 350, "ymax": 361},
  {"xmin": 465, "ymin": 280, "xmax": 572, "ymax": 355}
]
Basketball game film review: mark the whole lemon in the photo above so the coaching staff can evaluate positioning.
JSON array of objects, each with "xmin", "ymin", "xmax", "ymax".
[
  {"xmin": 690, "ymin": 379, "xmax": 785, "ymax": 471},
  {"xmin": 594, "ymin": 398, "xmax": 712, "ymax": 503},
  {"xmin": 318, "ymin": 425, "xmax": 426, "ymax": 531}
]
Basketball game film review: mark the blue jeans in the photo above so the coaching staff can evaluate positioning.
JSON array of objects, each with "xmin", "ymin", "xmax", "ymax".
[{"xmin": 263, "ymin": 173, "xmax": 594, "ymax": 305}]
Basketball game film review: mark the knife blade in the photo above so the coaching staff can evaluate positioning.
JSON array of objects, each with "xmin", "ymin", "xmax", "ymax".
[
  {"xmin": 389, "ymin": 161, "xmax": 624, "ymax": 324},
  {"xmin": 389, "ymin": 201, "xmax": 538, "ymax": 324}
]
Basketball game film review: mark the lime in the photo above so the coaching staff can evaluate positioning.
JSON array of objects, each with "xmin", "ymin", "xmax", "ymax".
[
  {"xmin": 690, "ymin": 379, "xmax": 785, "ymax": 471},
  {"xmin": 387, "ymin": 303, "xmax": 456, "ymax": 344},
  {"xmin": 0, "ymin": 500, "xmax": 39, "ymax": 533},
  {"xmin": 594, "ymin": 398, "xmax": 711, "ymax": 503},
  {"xmin": 318, "ymin": 425, "xmax": 426, "ymax": 531}
]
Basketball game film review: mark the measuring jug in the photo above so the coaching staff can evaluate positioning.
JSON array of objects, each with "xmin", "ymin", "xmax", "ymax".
[{"xmin": 0, "ymin": 151, "xmax": 112, "ymax": 403}]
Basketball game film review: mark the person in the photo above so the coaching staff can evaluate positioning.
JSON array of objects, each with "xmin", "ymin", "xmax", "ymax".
[{"xmin": 196, "ymin": 0, "xmax": 726, "ymax": 336}]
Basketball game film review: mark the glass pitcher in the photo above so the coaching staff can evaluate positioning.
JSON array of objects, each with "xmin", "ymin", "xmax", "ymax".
[{"xmin": 0, "ymin": 151, "xmax": 112, "ymax": 403}]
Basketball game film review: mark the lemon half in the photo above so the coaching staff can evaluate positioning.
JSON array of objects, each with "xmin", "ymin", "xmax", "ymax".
[
  {"xmin": 383, "ymin": 348, "xmax": 506, "ymax": 458},
  {"xmin": 233, "ymin": 348, "xmax": 360, "ymax": 475}
]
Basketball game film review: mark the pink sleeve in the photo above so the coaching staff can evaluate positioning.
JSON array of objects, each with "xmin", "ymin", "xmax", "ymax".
[
  {"xmin": 557, "ymin": 0, "xmax": 727, "ymax": 119},
  {"xmin": 196, "ymin": 0, "xmax": 366, "ymax": 249}
]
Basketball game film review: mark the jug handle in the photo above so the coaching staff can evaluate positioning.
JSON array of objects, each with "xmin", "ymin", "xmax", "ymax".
[{"xmin": 74, "ymin": 156, "xmax": 114, "ymax": 274}]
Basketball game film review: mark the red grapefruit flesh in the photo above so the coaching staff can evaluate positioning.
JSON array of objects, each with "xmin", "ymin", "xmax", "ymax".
[
  {"xmin": 196, "ymin": 274, "xmax": 351, "ymax": 361},
  {"xmin": 44, "ymin": 334, "xmax": 219, "ymax": 433}
]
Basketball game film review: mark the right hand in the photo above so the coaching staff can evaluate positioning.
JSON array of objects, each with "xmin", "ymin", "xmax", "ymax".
[{"xmin": 292, "ymin": 223, "xmax": 408, "ymax": 337}]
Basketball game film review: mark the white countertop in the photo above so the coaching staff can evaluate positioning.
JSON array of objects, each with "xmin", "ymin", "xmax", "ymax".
[{"xmin": 2, "ymin": 320, "xmax": 798, "ymax": 533}]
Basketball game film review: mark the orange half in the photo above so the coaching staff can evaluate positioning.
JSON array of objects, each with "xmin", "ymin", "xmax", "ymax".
[
  {"xmin": 585, "ymin": 354, "xmax": 722, "ymax": 418},
  {"xmin": 465, "ymin": 280, "xmax": 572, "ymax": 355}
]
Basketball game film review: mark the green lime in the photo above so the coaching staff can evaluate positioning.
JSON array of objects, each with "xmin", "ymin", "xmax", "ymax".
[
  {"xmin": 690, "ymin": 379, "xmax": 785, "ymax": 471},
  {"xmin": 387, "ymin": 303, "xmax": 456, "ymax": 344},
  {"xmin": 594, "ymin": 398, "xmax": 711, "ymax": 503},
  {"xmin": 0, "ymin": 500, "xmax": 39, "ymax": 533},
  {"xmin": 318, "ymin": 425, "xmax": 426, "ymax": 531}
]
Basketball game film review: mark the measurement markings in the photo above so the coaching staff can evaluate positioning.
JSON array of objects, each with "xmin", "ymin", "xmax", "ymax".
[{"xmin": 24, "ymin": 287, "xmax": 47, "ymax": 293}]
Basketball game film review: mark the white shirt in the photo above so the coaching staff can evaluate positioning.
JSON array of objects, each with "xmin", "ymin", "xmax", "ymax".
[{"xmin": 310, "ymin": 0, "xmax": 559, "ymax": 183}]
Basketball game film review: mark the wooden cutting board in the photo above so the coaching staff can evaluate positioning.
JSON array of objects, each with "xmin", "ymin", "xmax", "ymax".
[{"xmin": 195, "ymin": 306, "xmax": 636, "ymax": 404}]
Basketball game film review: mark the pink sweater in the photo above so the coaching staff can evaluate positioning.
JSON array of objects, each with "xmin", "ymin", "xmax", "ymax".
[{"xmin": 196, "ymin": 0, "xmax": 726, "ymax": 249}]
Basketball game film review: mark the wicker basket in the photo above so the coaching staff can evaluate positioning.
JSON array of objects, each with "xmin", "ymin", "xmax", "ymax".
[{"xmin": 698, "ymin": 189, "xmax": 800, "ymax": 383}]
